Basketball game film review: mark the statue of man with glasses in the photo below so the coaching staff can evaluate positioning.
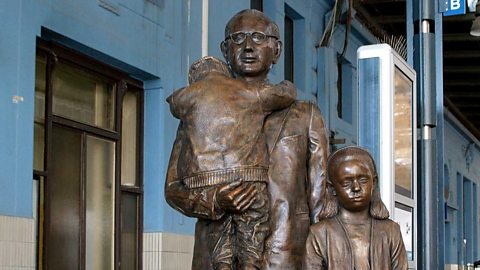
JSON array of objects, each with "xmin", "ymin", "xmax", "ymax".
[
  {"xmin": 167, "ymin": 53, "xmax": 296, "ymax": 269},
  {"xmin": 166, "ymin": 9, "xmax": 329, "ymax": 270}
]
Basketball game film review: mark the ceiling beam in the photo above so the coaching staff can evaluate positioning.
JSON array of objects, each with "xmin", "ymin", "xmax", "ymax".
[
  {"xmin": 358, "ymin": 0, "xmax": 405, "ymax": 4},
  {"xmin": 449, "ymin": 102, "xmax": 480, "ymax": 108},
  {"xmin": 444, "ymin": 66, "xmax": 480, "ymax": 73},
  {"xmin": 456, "ymin": 105, "xmax": 480, "ymax": 110},
  {"xmin": 463, "ymin": 111, "xmax": 480, "ymax": 116},
  {"xmin": 445, "ymin": 91, "xmax": 480, "ymax": 98},
  {"xmin": 445, "ymin": 80, "xmax": 480, "ymax": 86},
  {"xmin": 444, "ymin": 50, "xmax": 480, "ymax": 59},
  {"xmin": 443, "ymin": 13, "xmax": 475, "ymax": 22},
  {"xmin": 353, "ymin": 5, "xmax": 388, "ymax": 37},
  {"xmin": 443, "ymin": 33, "xmax": 480, "ymax": 41},
  {"xmin": 444, "ymin": 97, "xmax": 480, "ymax": 141},
  {"xmin": 448, "ymin": 103, "xmax": 480, "ymax": 109},
  {"xmin": 371, "ymin": 15, "xmax": 405, "ymax": 24}
]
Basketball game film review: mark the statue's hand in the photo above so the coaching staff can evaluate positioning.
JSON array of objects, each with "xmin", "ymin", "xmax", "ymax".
[{"xmin": 216, "ymin": 181, "xmax": 257, "ymax": 213}]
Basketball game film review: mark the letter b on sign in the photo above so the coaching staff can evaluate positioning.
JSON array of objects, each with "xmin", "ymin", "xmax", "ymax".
[
  {"xmin": 444, "ymin": 0, "xmax": 465, "ymax": 16},
  {"xmin": 451, "ymin": 0, "xmax": 460, "ymax": 10}
]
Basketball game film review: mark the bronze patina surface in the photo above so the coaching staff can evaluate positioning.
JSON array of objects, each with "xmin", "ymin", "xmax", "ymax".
[
  {"xmin": 303, "ymin": 147, "xmax": 408, "ymax": 270},
  {"xmin": 167, "ymin": 54, "xmax": 296, "ymax": 270},
  {"xmin": 165, "ymin": 9, "xmax": 329, "ymax": 270}
]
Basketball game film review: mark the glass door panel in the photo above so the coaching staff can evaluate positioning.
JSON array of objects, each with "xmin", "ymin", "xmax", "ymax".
[
  {"xmin": 121, "ymin": 194, "xmax": 138, "ymax": 269},
  {"xmin": 35, "ymin": 54, "xmax": 46, "ymax": 121},
  {"xmin": 85, "ymin": 136, "xmax": 115, "ymax": 270},
  {"xmin": 36, "ymin": 43, "xmax": 143, "ymax": 270},
  {"xmin": 394, "ymin": 202, "xmax": 414, "ymax": 261},
  {"xmin": 34, "ymin": 123, "xmax": 45, "ymax": 171},
  {"xmin": 34, "ymin": 54, "xmax": 46, "ymax": 171},
  {"xmin": 394, "ymin": 67, "xmax": 413, "ymax": 198},
  {"xmin": 46, "ymin": 126, "xmax": 82, "ymax": 270},
  {"xmin": 121, "ymin": 91, "xmax": 138, "ymax": 186},
  {"xmin": 52, "ymin": 62, "xmax": 115, "ymax": 130}
]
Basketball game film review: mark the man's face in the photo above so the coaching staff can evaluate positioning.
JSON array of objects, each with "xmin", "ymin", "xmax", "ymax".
[
  {"xmin": 221, "ymin": 14, "xmax": 281, "ymax": 82},
  {"xmin": 332, "ymin": 159, "xmax": 375, "ymax": 212}
]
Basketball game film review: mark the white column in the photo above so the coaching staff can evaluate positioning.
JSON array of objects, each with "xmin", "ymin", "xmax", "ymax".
[{"xmin": 202, "ymin": 0, "xmax": 209, "ymax": 57}]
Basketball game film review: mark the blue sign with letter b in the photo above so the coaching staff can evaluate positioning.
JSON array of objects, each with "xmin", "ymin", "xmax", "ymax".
[{"xmin": 444, "ymin": 0, "xmax": 466, "ymax": 16}]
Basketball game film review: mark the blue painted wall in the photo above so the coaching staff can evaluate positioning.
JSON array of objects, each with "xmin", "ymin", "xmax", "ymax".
[
  {"xmin": 0, "ymin": 0, "xmax": 333, "ymax": 233},
  {"xmin": 443, "ymin": 115, "xmax": 480, "ymax": 264},
  {"xmin": 155, "ymin": 0, "xmax": 334, "ymax": 234},
  {"xmin": 1, "ymin": 0, "xmax": 38, "ymax": 218},
  {"xmin": 148, "ymin": 0, "xmax": 254, "ymax": 235},
  {"xmin": 0, "ymin": 0, "xmax": 355, "ymax": 234},
  {"xmin": 3, "ymin": 4, "xmax": 475, "ymax": 264},
  {"xmin": 435, "ymin": 10, "xmax": 446, "ymax": 267},
  {"xmin": 0, "ymin": 0, "xmax": 195, "ymax": 230}
]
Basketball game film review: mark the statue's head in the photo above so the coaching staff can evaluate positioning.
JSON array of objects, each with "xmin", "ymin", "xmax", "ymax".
[
  {"xmin": 188, "ymin": 56, "xmax": 231, "ymax": 84},
  {"xmin": 321, "ymin": 146, "xmax": 389, "ymax": 219},
  {"xmin": 221, "ymin": 9, "xmax": 282, "ymax": 83}
]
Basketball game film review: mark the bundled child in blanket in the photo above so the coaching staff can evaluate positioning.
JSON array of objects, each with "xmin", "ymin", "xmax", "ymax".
[{"xmin": 167, "ymin": 56, "xmax": 296, "ymax": 270}]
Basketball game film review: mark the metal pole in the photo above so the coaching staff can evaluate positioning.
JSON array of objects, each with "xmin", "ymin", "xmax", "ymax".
[{"xmin": 413, "ymin": 0, "xmax": 438, "ymax": 267}]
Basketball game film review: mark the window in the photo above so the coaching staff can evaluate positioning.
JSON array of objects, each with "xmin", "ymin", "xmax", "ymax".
[
  {"xmin": 250, "ymin": 0, "xmax": 263, "ymax": 11},
  {"xmin": 284, "ymin": 5, "xmax": 305, "ymax": 92},
  {"xmin": 33, "ymin": 40, "xmax": 143, "ymax": 270},
  {"xmin": 336, "ymin": 55, "xmax": 354, "ymax": 124},
  {"xmin": 463, "ymin": 178, "xmax": 478, "ymax": 264},
  {"xmin": 284, "ymin": 15, "xmax": 294, "ymax": 82}
]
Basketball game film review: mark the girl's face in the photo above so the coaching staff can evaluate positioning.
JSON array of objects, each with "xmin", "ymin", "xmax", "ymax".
[{"xmin": 332, "ymin": 160, "xmax": 374, "ymax": 212}]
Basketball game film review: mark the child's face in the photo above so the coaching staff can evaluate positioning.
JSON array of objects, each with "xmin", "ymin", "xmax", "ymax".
[{"xmin": 332, "ymin": 159, "xmax": 374, "ymax": 212}]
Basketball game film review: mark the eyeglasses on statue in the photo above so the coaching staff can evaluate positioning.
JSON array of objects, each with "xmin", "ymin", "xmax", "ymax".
[{"xmin": 224, "ymin": 31, "xmax": 279, "ymax": 45}]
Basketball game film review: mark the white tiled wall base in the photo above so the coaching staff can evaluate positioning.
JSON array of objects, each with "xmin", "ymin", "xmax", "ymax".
[
  {"xmin": 445, "ymin": 264, "xmax": 460, "ymax": 270},
  {"xmin": 143, "ymin": 232, "xmax": 194, "ymax": 270},
  {"xmin": 444, "ymin": 264, "xmax": 475, "ymax": 270},
  {"xmin": 0, "ymin": 215, "xmax": 35, "ymax": 270}
]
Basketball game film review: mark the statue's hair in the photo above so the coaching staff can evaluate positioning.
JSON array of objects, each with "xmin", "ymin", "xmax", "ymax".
[
  {"xmin": 224, "ymin": 9, "xmax": 280, "ymax": 39},
  {"xmin": 319, "ymin": 146, "xmax": 390, "ymax": 220},
  {"xmin": 188, "ymin": 56, "xmax": 231, "ymax": 84}
]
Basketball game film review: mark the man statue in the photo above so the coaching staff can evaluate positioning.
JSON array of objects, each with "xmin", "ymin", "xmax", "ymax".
[{"xmin": 165, "ymin": 9, "xmax": 329, "ymax": 270}]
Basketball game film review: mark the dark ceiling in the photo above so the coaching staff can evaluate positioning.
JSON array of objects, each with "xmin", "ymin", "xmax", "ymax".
[{"xmin": 354, "ymin": 0, "xmax": 480, "ymax": 138}]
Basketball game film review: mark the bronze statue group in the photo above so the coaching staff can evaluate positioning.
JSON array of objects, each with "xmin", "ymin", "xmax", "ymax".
[{"xmin": 165, "ymin": 9, "xmax": 408, "ymax": 270}]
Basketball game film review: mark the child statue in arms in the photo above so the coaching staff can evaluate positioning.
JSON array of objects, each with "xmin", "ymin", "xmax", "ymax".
[{"xmin": 167, "ymin": 56, "xmax": 296, "ymax": 270}]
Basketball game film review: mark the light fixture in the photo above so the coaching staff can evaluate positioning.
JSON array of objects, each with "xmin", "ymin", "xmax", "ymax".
[{"xmin": 470, "ymin": 1, "xmax": 480, "ymax": 36}]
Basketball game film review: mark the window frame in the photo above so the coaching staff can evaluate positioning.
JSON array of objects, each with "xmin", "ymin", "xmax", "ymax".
[
  {"xmin": 33, "ymin": 39, "xmax": 144, "ymax": 270},
  {"xmin": 284, "ymin": 14, "xmax": 295, "ymax": 83},
  {"xmin": 284, "ymin": 4, "xmax": 306, "ymax": 95},
  {"xmin": 250, "ymin": 0, "xmax": 263, "ymax": 11}
]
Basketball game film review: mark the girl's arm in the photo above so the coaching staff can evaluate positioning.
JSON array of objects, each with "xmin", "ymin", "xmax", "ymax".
[
  {"xmin": 303, "ymin": 227, "xmax": 328, "ymax": 270},
  {"xmin": 390, "ymin": 222, "xmax": 409, "ymax": 270}
]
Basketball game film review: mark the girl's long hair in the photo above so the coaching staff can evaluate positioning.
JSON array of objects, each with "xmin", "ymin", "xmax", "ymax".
[{"xmin": 318, "ymin": 146, "xmax": 389, "ymax": 220}]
